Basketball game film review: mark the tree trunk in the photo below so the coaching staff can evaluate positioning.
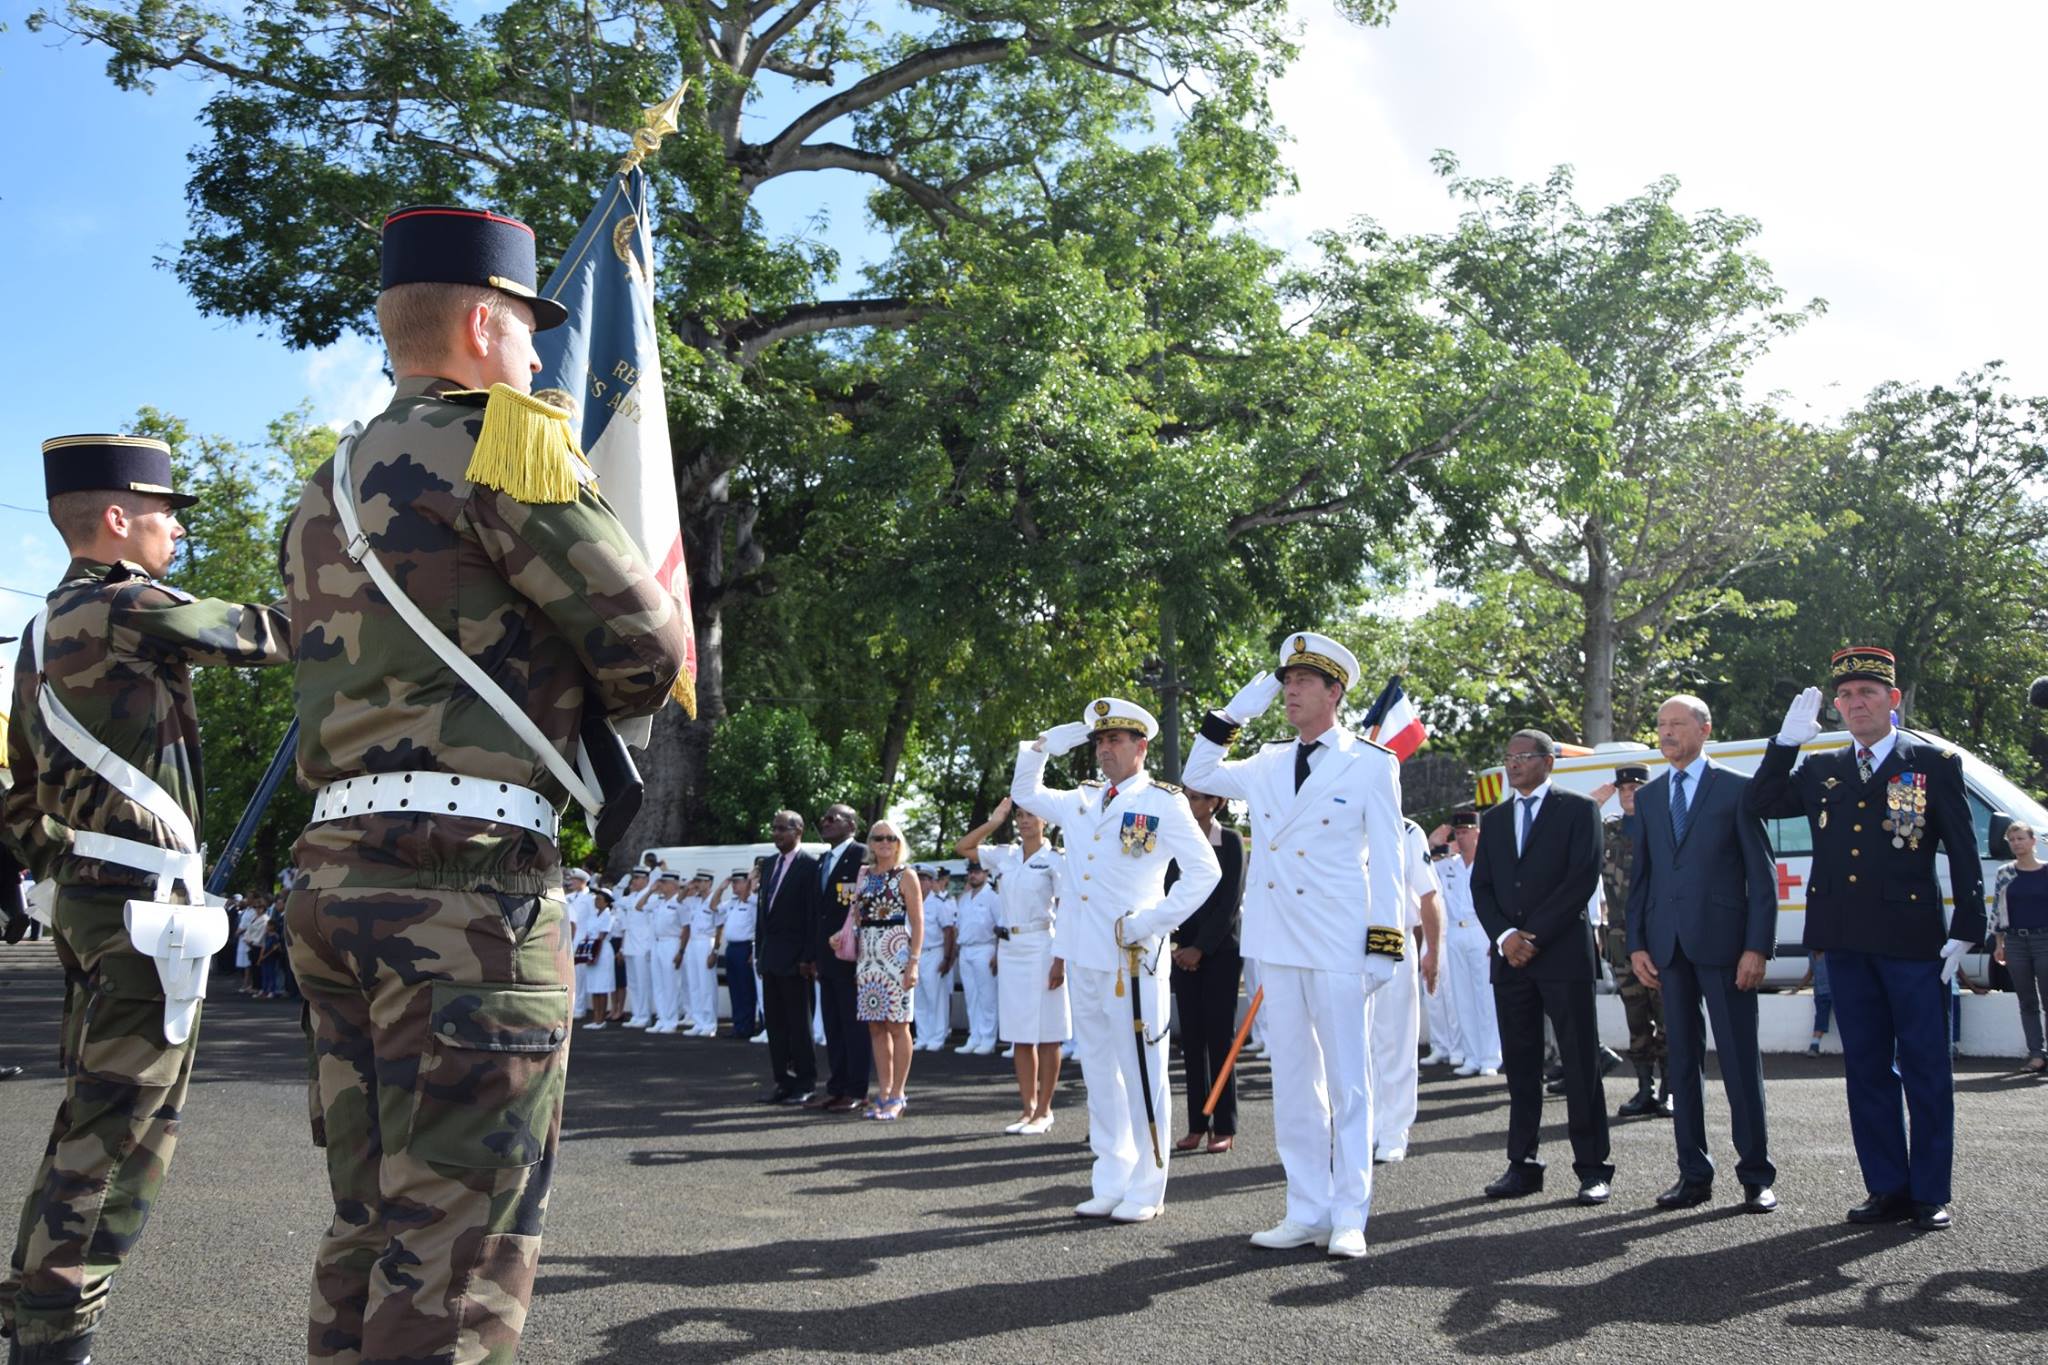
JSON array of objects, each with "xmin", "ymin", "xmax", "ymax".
[
  {"xmin": 1581, "ymin": 516, "xmax": 1617, "ymax": 745},
  {"xmin": 871, "ymin": 674, "xmax": 918, "ymax": 824}
]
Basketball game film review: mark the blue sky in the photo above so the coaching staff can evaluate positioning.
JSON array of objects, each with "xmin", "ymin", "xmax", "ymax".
[{"xmin": 5, "ymin": 0, "xmax": 2046, "ymax": 639}]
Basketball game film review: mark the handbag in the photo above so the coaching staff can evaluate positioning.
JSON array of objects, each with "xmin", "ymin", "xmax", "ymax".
[{"xmin": 830, "ymin": 906, "xmax": 860, "ymax": 962}]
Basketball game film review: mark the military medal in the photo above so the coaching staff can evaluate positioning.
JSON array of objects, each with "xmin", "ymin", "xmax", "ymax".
[
  {"xmin": 1120, "ymin": 812, "xmax": 1157, "ymax": 857},
  {"xmin": 1885, "ymin": 773, "xmax": 1927, "ymax": 849}
]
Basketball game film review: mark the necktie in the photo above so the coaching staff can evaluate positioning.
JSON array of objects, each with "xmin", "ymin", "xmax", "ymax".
[
  {"xmin": 1295, "ymin": 739, "xmax": 1321, "ymax": 792},
  {"xmin": 819, "ymin": 848, "xmax": 836, "ymax": 889},
  {"xmin": 1669, "ymin": 769, "xmax": 1690, "ymax": 845},
  {"xmin": 1102, "ymin": 785, "xmax": 1119, "ymax": 811},
  {"xmin": 1519, "ymin": 796, "xmax": 1536, "ymax": 853},
  {"xmin": 764, "ymin": 853, "xmax": 788, "ymax": 909},
  {"xmin": 1857, "ymin": 747, "xmax": 1874, "ymax": 784}
]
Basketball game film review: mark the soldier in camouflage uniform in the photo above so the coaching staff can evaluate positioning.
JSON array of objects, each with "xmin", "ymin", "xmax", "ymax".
[
  {"xmin": 279, "ymin": 206, "xmax": 687, "ymax": 1365},
  {"xmin": 0, "ymin": 436, "xmax": 290, "ymax": 1365},
  {"xmin": 1600, "ymin": 773, "xmax": 1672, "ymax": 1119}
]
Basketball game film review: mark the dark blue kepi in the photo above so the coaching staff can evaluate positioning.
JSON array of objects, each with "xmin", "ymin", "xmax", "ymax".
[
  {"xmin": 380, "ymin": 205, "xmax": 568, "ymax": 330},
  {"xmin": 41, "ymin": 434, "xmax": 196, "ymax": 508}
]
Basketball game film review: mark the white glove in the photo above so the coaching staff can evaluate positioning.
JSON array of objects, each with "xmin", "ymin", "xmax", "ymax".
[
  {"xmin": 1775, "ymin": 687, "xmax": 1824, "ymax": 747},
  {"xmin": 1360, "ymin": 954, "xmax": 1397, "ymax": 994},
  {"xmin": 1939, "ymin": 937, "xmax": 1971, "ymax": 984},
  {"xmin": 1224, "ymin": 670, "xmax": 1281, "ymax": 723},
  {"xmin": 1040, "ymin": 721, "xmax": 1093, "ymax": 756}
]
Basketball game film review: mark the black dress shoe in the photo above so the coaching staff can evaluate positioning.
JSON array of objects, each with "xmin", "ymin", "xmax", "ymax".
[
  {"xmin": 1655, "ymin": 1179, "xmax": 1713, "ymax": 1209},
  {"xmin": 1617, "ymin": 1085, "xmax": 1659, "ymax": 1118},
  {"xmin": 1742, "ymin": 1184, "xmax": 1778, "ymax": 1213},
  {"xmin": 1576, "ymin": 1178, "xmax": 1612, "ymax": 1206},
  {"xmin": 779, "ymin": 1090, "xmax": 816, "ymax": 1106},
  {"xmin": 1484, "ymin": 1165, "xmax": 1544, "ymax": 1198},
  {"xmin": 1846, "ymin": 1192, "xmax": 1913, "ymax": 1225},
  {"xmin": 1911, "ymin": 1202, "xmax": 1951, "ymax": 1231},
  {"xmin": 0, "ymin": 1065, "xmax": 24, "ymax": 1082},
  {"xmin": 1545, "ymin": 1077, "xmax": 1567, "ymax": 1096},
  {"xmin": 759, "ymin": 1088, "xmax": 794, "ymax": 1105}
]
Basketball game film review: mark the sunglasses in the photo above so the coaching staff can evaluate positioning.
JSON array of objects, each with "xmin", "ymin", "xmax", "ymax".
[{"xmin": 869, "ymin": 833, "xmax": 900, "ymax": 843}]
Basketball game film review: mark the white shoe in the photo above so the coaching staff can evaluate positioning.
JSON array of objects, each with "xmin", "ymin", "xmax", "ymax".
[
  {"xmin": 693, "ymin": 1026, "xmax": 718, "ymax": 1037},
  {"xmin": 1109, "ymin": 1202, "xmax": 1159, "ymax": 1223},
  {"xmin": 750, "ymin": 1031, "xmax": 768, "ymax": 1044},
  {"xmin": 1448, "ymin": 1056, "xmax": 1468, "ymax": 1068},
  {"xmin": 1002, "ymin": 1047, "xmax": 1017, "ymax": 1058},
  {"xmin": 973, "ymin": 1043, "xmax": 997, "ymax": 1056},
  {"xmin": 1477, "ymin": 1066, "xmax": 1499, "ymax": 1076},
  {"xmin": 1249, "ymin": 1220, "xmax": 1331, "ymax": 1250},
  {"xmin": 1327, "ymin": 1227, "xmax": 1368, "ymax": 1259},
  {"xmin": 649, "ymin": 1023, "xmax": 673, "ymax": 1034},
  {"xmin": 813, "ymin": 1034, "xmax": 827, "ymax": 1046},
  {"xmin": 624, "ymin": 1018, "xmax": 650, "ymax": 1029},
  {"xmin": 1375, "ymin": 1146, "xmax": 1407, "ymax": 1164},
  {"xmin": 1003, "ymin": 1118, "xmax": 1032, "ymax": 1134},
  {"xmin": 1420, "ymin": 1049, "xmax": 1450, "ymax": 1066},
  {"xmin": 1019, "ymin": 1115, "xmax": 1055, "ymax": 1134},
  {"xmin": 1453, "ymin": 1063, "xmax": 1481, "ymax": 1077},
  {"xmin": 1075, "ymin": 1195, "xmax": 1120, "ymax": 1218},
  {"xmin": 583, "ymin": 1020, "xmax": 607, "ymax": 1030},
  {"xmin": 955, "ymin": 1043, "xmax": 979, "ymax": 1055}
]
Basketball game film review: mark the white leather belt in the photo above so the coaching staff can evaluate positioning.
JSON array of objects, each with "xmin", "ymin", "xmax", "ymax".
[
  {"xmin": 1003, "ymin": 922, "xmax": 1053, "ymax": 936},
  {"xmin": 69, "ymin": 831, "xmax": 205, "ymax": 888},
  {"xmin": 310, "ymin": 773, "xmax": 560, "ymax": 842}
]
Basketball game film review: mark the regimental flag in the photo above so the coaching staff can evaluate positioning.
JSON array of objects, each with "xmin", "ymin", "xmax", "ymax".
[
  {"xmin": 1360, "ymin": 676, "xmax": 1429, "ymax": 762},
  {"xmin": 533, "ymin": 160, "xmax": 697, "ymax": 719}
]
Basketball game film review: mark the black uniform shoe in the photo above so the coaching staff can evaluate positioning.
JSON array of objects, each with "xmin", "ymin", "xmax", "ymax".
[
  {"xmin": 778, "ymin": 1090, "xmax": 815, "ymax": 1106},
  {"xmin": 1742, "ymin": 1184, "xmax": 1778, "ymax": 1213},
  {"xmin": 758, "ymin": 1088, "xmax": 794, "ymax": 1105},
  {"xmin": 1484, "ymin": 1164, "xmax": 1544, "ymax": 1199},
  {"xmin": 0, "ymin": 1066, "xmax": 23, "ymax": 1082},
  {"xmin": 1542, "ymin": 1060, "xmax": 1565, "ymax": 1084},
  {"xmin": 1576, "ymin": 1178, "xmax": 1612, "ymax": 1206},
  {"xmin": 1846, "ymin": 1192, "xmax": 1913, "ymax": 1225},
  {"xmin": 1911, "ymin": 1202, "xmax": 1951, "ymax": 1231},
  {"xmin": 1617, "ymin": 1066, "xmax": 1658, "ymax": 1117},
  {"xmin": 7, "ymin": 1329, "xmax": 95, "ymax": 1363},
  {"xmin": 1545, "ymin": 1076, "xmax": 1566, "ymax": 1096},
  {"xmin": 1655, "ymin": 1179, "xmax": 1713, "ymax": 1209}
]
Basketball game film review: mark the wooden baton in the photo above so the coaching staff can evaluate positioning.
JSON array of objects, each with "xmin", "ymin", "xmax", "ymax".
[{"xmin": 1202, "ymin": 986, "xmax": 1264, "ymax": 1117}]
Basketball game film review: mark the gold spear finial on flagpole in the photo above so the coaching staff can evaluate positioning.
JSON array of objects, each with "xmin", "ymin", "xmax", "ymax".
[{"xmin": 618, "ymin": 79, "xmax": 692, "ymax": 173}]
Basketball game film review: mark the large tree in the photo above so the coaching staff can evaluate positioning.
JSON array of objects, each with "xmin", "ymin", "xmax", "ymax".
[{"xmin": 36, "ymin": 0, "xmax": 1397, "ymax": 849}]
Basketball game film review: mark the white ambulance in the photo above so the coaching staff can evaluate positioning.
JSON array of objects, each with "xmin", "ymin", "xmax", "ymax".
[{"xmin": 1474, "ymin": 730, "xmax": 2047, "ymax": 989}]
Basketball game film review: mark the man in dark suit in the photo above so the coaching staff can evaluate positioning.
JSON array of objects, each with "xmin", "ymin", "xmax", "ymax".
[
  {"xmin": 1747, "ymin": 647, "xmax": 1985, "ymax": 1231},
  {"xmin": 811, "ymin": 803, "xmax": 872, "ymax": 1113},
  {"xmin": 1624, "ymin": 695, "xmax": 1779, "ymax": 1214},
  {"xmin": 756, "ymin": 809, "xmax": 822, "ymax": 1105},
  {"xmin": 1472, "ymin": 729, "xmax": 1614, "ymax": 1204}
]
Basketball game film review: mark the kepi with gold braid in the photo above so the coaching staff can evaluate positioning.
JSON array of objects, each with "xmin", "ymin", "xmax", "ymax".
[
  {"xmin": 465, "ymin": 385, "xmax": 583, "ymax": 504},
  {"xmin": 380, "ymin": 204, "xmax": 569, "ymax": 330},
  {"xmin": 1829, "ymin": 646, "xmax": 1897, "ymax": 689},
  {"xmin": 42, "ymin": 434, "xmax": 197, "ymax": 509},
  {"xmin": 1277, "ymin": 630, "xmax": 1359, "ymax": 691},
  {"xmin": 1085, "ymin": 696, "xmax": 1158, "ymax": 739}
]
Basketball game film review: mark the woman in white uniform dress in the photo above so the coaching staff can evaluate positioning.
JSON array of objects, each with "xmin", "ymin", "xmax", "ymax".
[{"xmin": 959, "ymin": 797, "xmax": 1072, "ymax": 1134}]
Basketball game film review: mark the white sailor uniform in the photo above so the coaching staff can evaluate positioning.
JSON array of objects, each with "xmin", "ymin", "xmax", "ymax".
[{"xmin": 982, "ymin": 842, "xmax": 1073, "ymax": 1044}]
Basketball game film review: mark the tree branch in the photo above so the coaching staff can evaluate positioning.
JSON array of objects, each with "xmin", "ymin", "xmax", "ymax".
[{"xmin": 733, "ymin": 297, "xmax": 930, "ymax": 359}]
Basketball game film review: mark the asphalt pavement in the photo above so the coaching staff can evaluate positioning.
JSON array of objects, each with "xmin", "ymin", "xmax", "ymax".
[{"xmin": 3, "ymin": 940, "xmax": 2046, "ymax": 1363}]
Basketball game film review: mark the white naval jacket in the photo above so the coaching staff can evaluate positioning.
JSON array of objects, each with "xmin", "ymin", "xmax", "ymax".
[
  {"xmin": 1010, "ymin": 744, "xmax": 1220, "ymax": 972},
  {"xmin": 1181, "ymin": 725, "xmax": 1405, "ymax": 974}
]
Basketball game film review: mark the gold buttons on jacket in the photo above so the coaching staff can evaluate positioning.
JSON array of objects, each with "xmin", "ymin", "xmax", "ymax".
[
  {"xmin": 1851, "ymin": 849, "xmax": 1861, "ymax": 858},
  {"xmin": 1848, "ymin": 874, "xmax": 1858, "ymax": 884},
  {"xmin": 1853, "ymin": 824, "xmax": 1862, "ymax": 832}
]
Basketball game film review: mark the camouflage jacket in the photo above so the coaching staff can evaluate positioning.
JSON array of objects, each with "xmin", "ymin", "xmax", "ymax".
[
  {"xmin": 1, "ymin": 558, "xmax": 290, "ymax": 886},
  {"xmin": 1601, "ymin": 815, "xmax": 1634, "ymax": 964},
  {"xmin": 280, "ymin": 377, "xmax": 687, "ymax": 892}
]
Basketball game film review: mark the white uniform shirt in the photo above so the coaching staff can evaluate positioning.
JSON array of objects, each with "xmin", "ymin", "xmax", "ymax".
[
  {"xmin": 955, "ymin": 884, "xmax": 1002, "ymax": 946},
  {"xmin": 577, "ymin": 905, "xmax": 615, "ymax": 947},
  {"xmin": 723, "ymin": 894, "xmax": 758, "ymax": 942},
  {"xmin": 1181, "ymin": 724, "xmax": 1405, "ymax": 973},
  {"xmin": 619, "ymin": 891, "xmax": 657, "ymax": 951},
  {"xmin": 687, "ymin": 893, "xmax": 723, "ymax": 940},
  {"xmin": 1438, "ymin": 855, "xmax": 1481, "ymax": 932},
  {"xmin": 980, "ymin": 842, "xmax": 1062, "ymax": 932},
  {"xmin": 1401, "ymin": 820, "xmax": 1438, "ymax": 932},
  {"xmin": 650, "ymin": 893, "xmax": 687, "ymax": 941},
  {"xmin": 1010, "ymin": 744, "xmax": 1220, "ymax": 971},
  {"xmin": 921, "ymin": 892, "xmax": 956, "ymax": 954}
]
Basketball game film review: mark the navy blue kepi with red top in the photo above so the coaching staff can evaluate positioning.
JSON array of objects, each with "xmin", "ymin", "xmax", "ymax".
[{"xmin": 380, "ymin": 205, "xmax": 568, "ymax": 331}]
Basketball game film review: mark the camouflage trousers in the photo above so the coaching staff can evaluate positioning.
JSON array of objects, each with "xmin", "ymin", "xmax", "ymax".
[
  {"xmin": 2, "ymin": 884, "xmax": 198, "ymax": 1348},
  {"xmin": 1619, "ymin": 978, "xmax": 1667, "ymax": 1067},
  {"xmin": 286, "ymin": 882, "xmax": 571, "ymax": 1365}
]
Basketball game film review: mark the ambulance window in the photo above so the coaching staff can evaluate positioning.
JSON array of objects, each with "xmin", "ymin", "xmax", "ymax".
[
  {"xmin": 1766, "ymin": 816, "xmax": 1811, "ymax": 858},
  {"xmin": 1966, "ymin": 790, "xmax": 1994, "ymax": 854}
]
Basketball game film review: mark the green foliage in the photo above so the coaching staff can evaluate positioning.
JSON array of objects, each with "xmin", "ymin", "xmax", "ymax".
[
  {"xmin": 133, "ymin": 403, "xmax": 334, "ymax": 892},
  {"xmin": 701, "ymin": 704, "xmax": 875, "ymax": 843}
]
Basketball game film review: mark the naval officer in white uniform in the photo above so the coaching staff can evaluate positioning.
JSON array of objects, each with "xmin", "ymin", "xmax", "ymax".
[
  {"xmin": 1434, "ymin": 811, "xmax": 1501, "ymax": 1074},
  {"xmin": 1182, "ymin": 632, "xmax": 1407, "ymax": 1259},
  {"xmin": 1012, "ymin": 697, "xmax": 1219, "ymax": 1223}
]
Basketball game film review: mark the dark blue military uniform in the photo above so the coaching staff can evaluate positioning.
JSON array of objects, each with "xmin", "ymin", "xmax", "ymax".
[{"xmin": 1748, "ymin": 728, "xmax": 1984, "ymax": 1209}]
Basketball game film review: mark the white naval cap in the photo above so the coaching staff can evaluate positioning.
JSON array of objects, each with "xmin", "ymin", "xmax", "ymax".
[
  {"xmin": 694, "ymin": 868, "xmax": 715, "ymax": 880},
  {"xmin": 655, "ymin": 869, "xmax": 681, "ymax": 882},
  {"xmin": 1277, "ymin": 631, "xmax": 1359, "ymax": 690},
  {"xmin": 566, "ymin": 867, "xmax": 590, "ymax": 882},
  {"xmin": 1085, "ymin": 696, "xmax": 1158, "ymax": 739}
]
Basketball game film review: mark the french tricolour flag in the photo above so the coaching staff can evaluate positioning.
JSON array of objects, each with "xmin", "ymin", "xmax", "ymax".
[
  {"xmin": 1361, "ymin": 676, "xmax": 1429, "ymax": 762},
  {"xmin": 533, "ymin": 163, "xmax": 697, "ymax": 721}
]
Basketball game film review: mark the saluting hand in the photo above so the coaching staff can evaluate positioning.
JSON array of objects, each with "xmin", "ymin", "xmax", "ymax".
[
  {"xmin": 1040, "ymin": 722, "xmax": 1093, "ymax": 756},
  {"xmin": 1776, "ymin": 687, "xmax": 1824, "ymax": 746},
  {"xmin": 1225, "ymin": 670, "xmax": 1280, "ymax": 722}
]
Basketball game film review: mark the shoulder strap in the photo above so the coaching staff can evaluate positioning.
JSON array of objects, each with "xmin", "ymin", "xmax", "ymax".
[
  {"xmin": 30, "ymin": 611, "xmax": 198, "ymax": 854},
  {"xmin": 329, "ymin": 423, "xmax": 602, "ymax": 819}
]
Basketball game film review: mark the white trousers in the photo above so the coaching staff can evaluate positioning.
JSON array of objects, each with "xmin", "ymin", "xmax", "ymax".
[
  {"xmin": 915, "ymin": 948, "xmax": 956, "ymax": 1046},
  {"xmin": 1424, "ymin": 947, "xmax": 1464, "ymax": 1060},
  {"xmin": 1069, "ymin": 961, "xmax": 1173, "ymax": 1209},
  {"xmin": 685, "ymin": 944, "xmax": 720, "ymax": 1030},
  {"xmin": 651, "ymin": 939, "xmax": 684, "ymax": 1028},
  {"xmin": 1242, "ymin": 958, "xmax": 1269, "ymax": 1047},
  {"xmin": 959, "ymin": 942, "xmax": 1000, "ymax": 1048},
  {"xmin": 1445, "ymin": 930, "xmax": 1502, "ymax": 1068},
  {"xmin": 1369, "ymin": 948, "xmax": 1420, "ymax": 1151},
  {"xmin": 1261, "ymin": 961, "xmax": 1377, "ymax": 1233},
  {"xmin": 624, "ymin": 948, "xmax": 656, "ymax": 1023}
]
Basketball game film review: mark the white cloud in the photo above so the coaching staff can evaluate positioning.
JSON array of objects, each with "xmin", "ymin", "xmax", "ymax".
[
  {"xmin": 303, "ymin": 334, "xmax": 395, "ymax": 431},
  {"xmin": 1261, "ymin": 0, "xmax": 2048, "ymax": 417}
]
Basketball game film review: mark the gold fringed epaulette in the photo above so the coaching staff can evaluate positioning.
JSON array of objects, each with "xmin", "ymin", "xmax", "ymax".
[
  {"xmin": 672, "ymin": 672, "xmax": 697, "ymax": 720},
  {"xmin": 466, "ymin": 384, "xmax": 581, "ymax": 504},
  {"xmin": 1366, "ymin": 926, "xmax": 1407, "ymax": 960}
]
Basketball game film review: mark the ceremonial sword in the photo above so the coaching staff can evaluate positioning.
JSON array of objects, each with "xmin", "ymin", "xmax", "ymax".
[{"xmin": 1118, "ymin": 920, "xmax": 1164, "ymax": 1168}]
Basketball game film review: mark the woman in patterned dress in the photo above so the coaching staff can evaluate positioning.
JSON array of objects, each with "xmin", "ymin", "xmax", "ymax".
[{"xmin": 855, "ymin": 818, "xmax": 925, "ymax": 1119}]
